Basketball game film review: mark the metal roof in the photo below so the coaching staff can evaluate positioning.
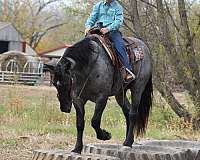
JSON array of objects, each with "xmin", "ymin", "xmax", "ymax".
[
  {"xmin": 0, "ymin": 22, "xmax": 24, "ymax": 42},
  {"xmin": 0, "ymin": 22, "xmax": 11, "ymax": 31},
  {"xmin": 39, "ymin": 45, "xmax": 71, "ymax": 58}
]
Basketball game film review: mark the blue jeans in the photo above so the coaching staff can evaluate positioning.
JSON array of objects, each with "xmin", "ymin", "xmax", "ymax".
[{"xmin": 109, "ymin": 30, "xmax": 132, "ymax": 71}]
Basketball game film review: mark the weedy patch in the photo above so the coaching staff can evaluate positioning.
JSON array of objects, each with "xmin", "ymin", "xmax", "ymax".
[{"xmin": 0, "ymin": 84, "xmax": 199, "ymax": 159}]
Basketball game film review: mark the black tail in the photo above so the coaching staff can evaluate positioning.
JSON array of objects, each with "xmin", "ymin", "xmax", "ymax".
[{"xmin": 135, "ymin": 75, "xmax": 153, "ymax": 136}]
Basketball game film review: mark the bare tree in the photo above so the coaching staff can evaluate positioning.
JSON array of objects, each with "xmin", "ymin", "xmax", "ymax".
[
  {"xmin": 120, "ymin": 0, "xmax": 200, "ymax": 128},
  {"xmin": 0, "ymin": 0, "xmax": 67, "ymax": 49}
]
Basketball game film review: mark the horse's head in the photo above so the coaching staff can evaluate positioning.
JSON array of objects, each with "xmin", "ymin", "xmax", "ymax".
[
  {"xmin": 44, "ymin": 38, "xmax": 99, "ymax": 112},
  {"xmin": 45, "ymin": 58, "xmax": 75, "ymax": 113}
]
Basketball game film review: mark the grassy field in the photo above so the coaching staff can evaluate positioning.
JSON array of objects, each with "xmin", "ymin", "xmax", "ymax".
[{"xmin": 0, "ymin": 84, "xmax": 199, "ymax": 159}]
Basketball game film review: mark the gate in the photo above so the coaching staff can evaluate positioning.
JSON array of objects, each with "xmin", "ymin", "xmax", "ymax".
[{"xmin": 0, "ymin": 59, "xmax": 44, "ymax": 85}]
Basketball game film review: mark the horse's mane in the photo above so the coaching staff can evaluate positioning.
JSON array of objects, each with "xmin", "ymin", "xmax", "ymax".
[{"xmin": 63, "ymin": 37, "xmax": 97, "ymax": 67}]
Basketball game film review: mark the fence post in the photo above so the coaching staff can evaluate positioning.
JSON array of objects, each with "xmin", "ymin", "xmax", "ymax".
[{"xmin": 2, "ymin": 72, "xmax": 4, "ymax": 82}]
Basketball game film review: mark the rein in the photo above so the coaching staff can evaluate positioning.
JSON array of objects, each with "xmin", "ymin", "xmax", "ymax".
[
  {"xmin": 77, "ymin": 51, "xmax": 100, "ymax": 98},
  {"xmin": 61, "ymin": 46, "xmax": 100, "ymax": 99}
]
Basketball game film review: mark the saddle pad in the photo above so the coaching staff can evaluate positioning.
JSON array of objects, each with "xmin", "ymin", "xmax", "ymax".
[{"xmin": 123, "ymin": 37, "xmax": 144, "ymax": 62}]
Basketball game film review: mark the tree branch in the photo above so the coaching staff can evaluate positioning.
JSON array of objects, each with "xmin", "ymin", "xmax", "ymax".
[
  {"xmin": 36, "ymin": 0, "xmax": 59, "ymax": 16},
  {"xmin": 164, "ymin": 0, "xmax": 181, "ymax": 33},
  {"xmin": 123, "ymin": 20, "xmax": 135, "ymax": 34},
  {"xmin": 31, "ymin": 22, "xmax": 67, "ymax": 49},
  {"xmin": 139, "ymin": 0, "xmax": 157, "ymax": 9}
]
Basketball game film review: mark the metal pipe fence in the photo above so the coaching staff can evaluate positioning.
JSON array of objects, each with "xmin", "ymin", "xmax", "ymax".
[{"xmin": 0, "ymin": 60, "xmax": 44, "ymax": 85}]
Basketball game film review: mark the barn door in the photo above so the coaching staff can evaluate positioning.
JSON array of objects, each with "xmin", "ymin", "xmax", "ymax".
[{"xmin": 0, "ymin": 41, "xmax": 9, "ymax": 54}]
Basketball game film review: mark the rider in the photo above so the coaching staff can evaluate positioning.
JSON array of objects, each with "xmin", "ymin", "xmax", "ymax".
[{"xmin": 85, "ymin": 0, "xmax": 135, "ymax": 81}]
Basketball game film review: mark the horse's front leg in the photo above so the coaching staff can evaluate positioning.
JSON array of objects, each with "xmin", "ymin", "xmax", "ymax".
[
  {"xmin": 91, "ymin": 96, "xmax": 111, "ymax": 141},
  {"xmin": 71, "ymin": 99, "xmax": 86, "ymax": 154}
]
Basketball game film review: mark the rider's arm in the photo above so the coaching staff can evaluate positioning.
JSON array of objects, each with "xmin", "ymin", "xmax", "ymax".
[
  {"xmin": 107, "ymin": 5, "xmax": 123, "ymax": 32},
  {"xmin": 85, "ymin": 2, "xmax": 100, "ymax": 29}
]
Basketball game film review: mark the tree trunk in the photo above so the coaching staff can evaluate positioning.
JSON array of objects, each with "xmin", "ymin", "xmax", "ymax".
[
  {"xmin": 155, "ymin": 0, "xmax": 193, "ymax": 122},
  {"xmin": 177, "ymin": 0, "xmax": 200, "ymax": 125},
  {"xmin": 154, "ymin": 74, "xmax": 192, "ymax": 121},
  {"xmin": 128, "ymin": 0, "xmax": 145, "ymax": 40}
]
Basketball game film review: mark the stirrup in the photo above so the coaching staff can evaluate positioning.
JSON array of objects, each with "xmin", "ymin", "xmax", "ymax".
[{"xmin": 124, "ymin": 68, "xmax": 135, "ymax": 83}]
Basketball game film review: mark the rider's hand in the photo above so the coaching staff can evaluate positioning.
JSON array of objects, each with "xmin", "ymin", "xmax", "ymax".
[
  {"xmin": 85, "ymin": 28, "xmax": 90, "ymax": 35},
  {"xmin": 100, "ymin": 28, "xmax": 109, "ymax": 34}
]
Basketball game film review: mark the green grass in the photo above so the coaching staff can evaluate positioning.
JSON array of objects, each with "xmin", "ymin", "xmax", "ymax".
[
  {"xmin": 0, "ymin": 84, "xmax": 199, "ymax": 146},
  {"xmin": 0, "ymin": 138, "xmax": 18, "ymax": 146}
]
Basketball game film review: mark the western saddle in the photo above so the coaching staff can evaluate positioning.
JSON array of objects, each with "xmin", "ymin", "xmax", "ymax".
[{"xmin": 87, "ymin": 25, "xmax": 144, "ymax": 81}]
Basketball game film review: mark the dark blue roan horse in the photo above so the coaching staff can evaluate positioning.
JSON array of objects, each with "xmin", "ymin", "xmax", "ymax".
[{"xmin": 46, "ymin": 36, "xmax": 153, "ymax": 154}]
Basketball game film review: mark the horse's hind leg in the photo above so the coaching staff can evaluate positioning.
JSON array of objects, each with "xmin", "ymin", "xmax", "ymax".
[
  {"xmin": 123, "ymin": 86, "xmax": 145, "ymax": 147},
  {"xmin": 115, "ymin": 90, "xmax": 130, "ymax": 138},
  {"xmin": 91, "ymin": 96, "xmax": 111, "ymax": 140}
]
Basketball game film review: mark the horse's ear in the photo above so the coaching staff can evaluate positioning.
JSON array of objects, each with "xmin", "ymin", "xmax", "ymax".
[
  {"xmin": 66, "ymin": 57, "xmax": 76, "ymax": 70},
  {"xmin": 43, "ymin": 59, "xmax": 59, "ymax": 73}
]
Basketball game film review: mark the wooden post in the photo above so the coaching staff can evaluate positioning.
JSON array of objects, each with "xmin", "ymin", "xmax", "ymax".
[{"xmin": 22, "ymin": 42, "xmax": 26, "ymax": 53}]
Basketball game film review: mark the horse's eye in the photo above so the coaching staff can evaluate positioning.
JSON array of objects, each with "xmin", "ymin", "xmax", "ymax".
[{"xmin": 57, "ymin": 81, "xmax": 61, "ymax": 86}]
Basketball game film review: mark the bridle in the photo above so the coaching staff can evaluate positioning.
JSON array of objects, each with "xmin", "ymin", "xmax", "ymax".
[{"xmin": 54, "ymin": 46, "xmax": 100, "ymax": 100}]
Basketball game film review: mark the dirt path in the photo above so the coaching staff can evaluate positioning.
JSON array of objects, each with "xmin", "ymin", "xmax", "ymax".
[{"xmin": 0, "ymin": 132, "xmax": 123, "ymax": 160}]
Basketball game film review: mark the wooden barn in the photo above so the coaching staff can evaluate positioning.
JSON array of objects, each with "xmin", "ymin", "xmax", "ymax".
[
  {"xmin": 0, "ymin": 22, "xmax": 25, "ymax": 54},
  {"xmin": 0, "ymin": 22, "xmax": 37, "ymax": 55},
  {"xmin": 0, "ymin": 22, "xmax": 43, "ymax": 85}
]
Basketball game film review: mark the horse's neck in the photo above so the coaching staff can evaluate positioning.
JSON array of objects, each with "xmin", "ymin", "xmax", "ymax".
[{"xmin": 71, "ymin": 60, "xmax": 93, "ymax": 82}]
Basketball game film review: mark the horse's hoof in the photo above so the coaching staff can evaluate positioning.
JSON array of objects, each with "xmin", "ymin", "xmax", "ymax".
[
  {"xmin": 120, "ymin": 146, "xmax": 132, "ymax": 151},
  {"xmin": 97, "ymin": 129, "xmax": 112, "ymax": 140},
  {"xmin": 71, "ymin": 149, "xmax": 81, "ymax": 154}
]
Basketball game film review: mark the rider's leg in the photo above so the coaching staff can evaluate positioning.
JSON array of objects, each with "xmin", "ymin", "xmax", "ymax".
[{"xmin": 109, "ymin": 30, "xmax": 135, "ymax": 79}]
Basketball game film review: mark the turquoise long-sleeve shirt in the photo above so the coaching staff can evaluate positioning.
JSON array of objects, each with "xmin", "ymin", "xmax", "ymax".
[{"xmin": 85, "ymin": 0, "xmax": 123, "ymax": 32}]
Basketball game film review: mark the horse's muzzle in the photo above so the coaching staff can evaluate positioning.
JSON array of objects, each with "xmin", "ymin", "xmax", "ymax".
[
  {"xmin": 60, "ymin": 106, "xmax": 71, "ymax": 113},
  {"xmin": 60, "ymin": 107, "xmax": 71, "ymax": 113},
  {"xmin": 60, "ymin": 102, "xmax": 72, "ymax": 113}
]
